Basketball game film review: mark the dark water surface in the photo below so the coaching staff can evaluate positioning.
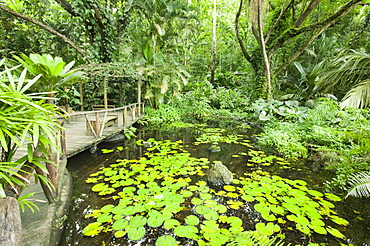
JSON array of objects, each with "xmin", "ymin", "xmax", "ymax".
[{"xmin": 60, "ymin": 120, "xmax": 370, "ymax": 246}]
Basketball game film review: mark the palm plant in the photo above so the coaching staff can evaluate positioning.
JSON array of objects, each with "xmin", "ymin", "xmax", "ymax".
[
  {"xmin": 316, "ymin": 50, "xmax": 370, "ymax": 109},
  {"xmin": 346, "ymin": 172, "xmax": 370, "ymax": 198},
  {"xmin": 280, "ymin": 60, "xmax": 335, "ymax": 103},
  {"xmin": 11, "ymin": 53, "xmax": 85, "ymax": 102},
  {"xmin": 0, "ymin": 58, "xmax": 62, "ymax": 204}
]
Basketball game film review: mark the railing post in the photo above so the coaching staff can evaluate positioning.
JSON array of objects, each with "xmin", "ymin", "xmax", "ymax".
[
  {"xmin": 124, "ymin": 107, "xmax": 128, "ymax": 126},
  {"xmin": 132, "ymin": 106, "xmax": 136, "ymax": 120},
  {"xmin": 95, "ymin": 112, "xmax": 100, "ymax": 137}
]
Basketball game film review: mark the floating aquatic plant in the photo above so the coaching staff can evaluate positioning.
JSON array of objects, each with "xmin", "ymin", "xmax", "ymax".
[{"xmin": 83, "ymin": 137, "xmax": 349, "ymax": 245}]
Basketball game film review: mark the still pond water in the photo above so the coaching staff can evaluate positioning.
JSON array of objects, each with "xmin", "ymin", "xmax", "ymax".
[{"xmin": 60, "ymin": 119, "xmax": 370, "ymax": 246}]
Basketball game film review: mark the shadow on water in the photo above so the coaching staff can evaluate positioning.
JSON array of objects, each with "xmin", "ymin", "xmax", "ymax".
[{"xmin": 60, "ymin": 119, "xmax": 370, "ymax": 246}]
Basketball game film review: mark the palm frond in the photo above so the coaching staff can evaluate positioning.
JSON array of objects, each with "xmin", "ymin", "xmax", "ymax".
[
  {"xmin": 340, "ymin": 79, "xmax": 370, "ymax": 109},
  {"xmin": 346, "ymin": 172, "xmax": 370, "ymax": 198},
  {"xmin": 317, "ymin": 50, "xmax": 370, "ymax": 93}
]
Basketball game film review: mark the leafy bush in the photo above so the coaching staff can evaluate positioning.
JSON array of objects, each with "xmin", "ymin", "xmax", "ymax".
[
  {"xmin": 139, "ymin": 104, "xmax": 181, "ymax": 126},
  {"xmin": 257, "ymin": 122, "xmax": 308, "ymax": 159},
  {"xmin": 209, "ymin": 87, "xmax": 250, "ymax": 111},
  {"xmin": 250, "ymin": 99, "xmax": 309, "ymax": 121}
]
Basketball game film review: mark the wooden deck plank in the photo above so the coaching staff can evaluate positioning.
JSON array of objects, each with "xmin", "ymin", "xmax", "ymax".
[{"xmin": 13, "ymin": 108, "xmax": 142, "ymax": 160}]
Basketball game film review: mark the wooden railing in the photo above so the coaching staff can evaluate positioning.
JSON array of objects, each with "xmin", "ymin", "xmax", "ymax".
[{"xmin": 49, "ymin": 102, "xmax": 144, "ymax": 202}]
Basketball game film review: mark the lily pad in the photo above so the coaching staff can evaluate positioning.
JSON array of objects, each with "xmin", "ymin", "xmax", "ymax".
[
  {"xmin": 156, "ymin": 235, "xmax": 177, "ymax": 246},
  {"xmin": 128, "ymin": 226, "xmax": 146, "ymax": 241},
  {"xmin": 174, "ymin": 225, "xmax": 198, "ymax": 239},
  {"xmin": 164, "ymin": 219, "xmax": 180, "ymax": 230},
  {"xmin": 185, "ymin": 215, "xmax": 200, "ymax": 226}
]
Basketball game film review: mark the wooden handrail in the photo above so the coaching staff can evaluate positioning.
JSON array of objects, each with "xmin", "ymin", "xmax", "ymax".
[{"xmin": 57, "ymin": 102, "xmax": 144, "ymax": 119}]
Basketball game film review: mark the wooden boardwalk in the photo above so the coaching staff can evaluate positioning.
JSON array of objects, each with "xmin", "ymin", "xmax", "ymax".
[
  {"xmin": 64, "ymin": 109, "xmax": 141, "ymax": 158},
  {"xmin": 14, "ymin": 103, "xmax": 144, "ymax": 161}
]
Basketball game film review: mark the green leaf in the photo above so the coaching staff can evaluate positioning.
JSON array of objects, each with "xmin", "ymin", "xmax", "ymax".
[
  {"xmin": 127, "ymin": 226, "xmax": 146, "ymax": 241},
  {"xmin": 156, "ymin": 235, "xmax": 177, "ymax": 246},
  {"xmin": 82, "ymin": 222, "xmax": 103, "ymax": 236},
  {"xmin": 129, "ymin": 215, "xmax": 147, "ymax": 228},
  {"xmin": 174, "ymin": 225, "xmax": 198, "ymax": 239},
  {"xmin": 112, "ymin": 219, "xmax": 129, "ymax": 230},
  {"xmin": 325, "ymin": 193, "xmax": 342, "ymax": 201},
  {"xmin": 185, "ymin": 215, "xmax": 200, "ymax": 226},
  {"xmin": 163, "ymin": 219, "xmax": 180, "ymax": 230},
  {"xmin": 114, "ymin": 230, "xmax": 126, "ymax": 238},
  {"xmin": 327, "ymin": 226, "xmax": 345, "ymax": 239},
  {"xmin": 147, "ymin": 210, "xmax": 165, "ymax": 228},
  {"xmin": 329, "ymin": 215, "xmax": 349, "ymax": 226}
]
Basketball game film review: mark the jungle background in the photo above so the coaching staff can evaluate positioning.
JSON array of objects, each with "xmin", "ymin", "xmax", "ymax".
[{"xmin": 1, "ymin": 0, "xmax": 370, "ymax": 244}]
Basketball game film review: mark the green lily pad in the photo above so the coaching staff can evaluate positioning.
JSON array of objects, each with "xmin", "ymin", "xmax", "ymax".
[
  {"xmin": 163, "ymin": 219, "xmax": 180, "ymax": 230},
  {"xmin": 128, "ymin": 226, "xmax": 146, "ymax": 241},
  {"xmin": 196, "ymin": 205, "xmax": 211, "ymax": 215},
  {"xmin": 204, "ymin": 210, "xmax": 219, "ymax": 220},
  {"xmin": 147, "ymin": 210, "xmax": 166, "ymax": 228},
  {"xmin": 129, "ymin": 215, "xmax": 147, "ymax": 228},
  {"xmin": 112, "ymin": 219, "xmax": 129, "ymax": 230},
  {"xmin": 97, "ymin": 213, "xmax": 112, "ymax": 223},
  {"xmin": 114, "ymin": 230, "xmax": 126, "ymax": 238},
  {"xmin": 82, "ymin": 222, "xmax": 103, "ymax": 236},
  {"xmin": 255, "ymin": 222, "xmax": 280, "ymax": 236},
  {"xmin": 214, "ymin": 204, "xmax": 227, "ymax": 213},
  {"xmin": 191, "ymin": 197, "xmax": 203, "ymax": 205},
  {"xmin": 174, "ymin": 225, "xmax": 198, "ymax": 239},
  {"xmin": 156, "ymin": 235, "xmax": 177, "ymax": 246},
  {"xmin": 185, "ymin": 215, "xmax": 200, "ymax": 226}
]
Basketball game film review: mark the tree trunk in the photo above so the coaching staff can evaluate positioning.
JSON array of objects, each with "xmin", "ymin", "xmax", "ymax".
[
  {"xmin": 235, "ymin": 0, "xmax": 255, "ymax": 71},
  {"xmin": 210, "ymin": 0, "xmax": 217, "ymax": 85},
  {"xmin": 256, "ymin": 0, "xmax": 272, "ymax": 101},
  {"xmin": 0, "ymin": 197, "xmax": 21, "ymax": 246}
]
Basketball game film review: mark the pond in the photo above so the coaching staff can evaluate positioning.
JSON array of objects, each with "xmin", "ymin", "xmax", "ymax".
[{"xmin": 60, "ymin": 119, "xmax": 370, "ymax": 246}]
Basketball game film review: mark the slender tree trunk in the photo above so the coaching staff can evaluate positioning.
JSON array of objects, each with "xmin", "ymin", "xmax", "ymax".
[
  {"xmin": 256, "ymin": 0, "xmax": 272, "ymax": 101},
  {"xmin": 210, "ymin": 0, "xmax": 217, "ymax": 85},
  {"xmin": 0, "ymin": 5, "xmax": 90, "ymax": 62},
  {"xmin": 235, "ymin": 0, "xmax": 255, "ymax": 70}
]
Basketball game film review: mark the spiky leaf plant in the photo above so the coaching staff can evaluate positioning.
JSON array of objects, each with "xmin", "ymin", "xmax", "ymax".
[{"xmin": 346, "ymin": 172, "xmax": 370, "ymax": 198}]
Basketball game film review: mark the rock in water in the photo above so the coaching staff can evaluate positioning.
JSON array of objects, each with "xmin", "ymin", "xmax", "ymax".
[{"xmin": 207, "ymin": 162, "xmax": 233, "ymax": 187}]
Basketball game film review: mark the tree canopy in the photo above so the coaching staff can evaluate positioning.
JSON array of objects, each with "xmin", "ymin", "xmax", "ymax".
[{"xmin": 1, "ymin": 0, "xmax": 370, "ymax": 107}]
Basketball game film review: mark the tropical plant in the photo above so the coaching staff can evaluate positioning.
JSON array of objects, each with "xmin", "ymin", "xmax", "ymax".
[
  {"xmin": 250, "ymin": 98, "xmax": 309, "ymax": 121},
  {"xmin": 316, "ymin": 50, "xmax": 370, "ymax": 109},
  {"xmin": 280, "ymin": 60, "xmax": 334, "ymax": 102},
  {"xmin": 346, "ymin": 172, "xmax": 370, "ymax": 198},
  {"xmin": 136, "ymin": 41, "xmax": 191, "ymax": 108},
  {"xmin": 0, "ymin": 58, "xmax": 62, "ymax": 203},
  {"xmin": 11, "ymin": 53, "xmax": 85, "ymax": 102}
]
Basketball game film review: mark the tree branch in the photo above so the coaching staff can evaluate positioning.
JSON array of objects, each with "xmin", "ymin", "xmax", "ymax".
[
  {"xmin": 54, "ymin": 0, "xmax": 77, "ymax": 16},
  {"xmin": 294, "ymin": 0, "xmax": 322, "ymax": 28},
  {"xmin": 265, "ymin": 0, "xmax": 291, "ymax": 43},
  {"xmin": 235, "ymin": 0, "xmax": 254, "ymax": 67},
  {"xmin": 270, "ymin": 0, "xmax": 362, "ymax": 51},
  {"xmin": 0, "ymin": 4, "xmax": 90, "ymax": 62}
]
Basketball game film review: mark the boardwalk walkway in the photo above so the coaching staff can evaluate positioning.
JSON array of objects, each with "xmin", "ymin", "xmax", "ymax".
[
  {"xmin": 63, "ymin": 107, "xmax": 142, "ymax": 158},
  {"xmin": 14, "ymin": 103, "xmax": 144, "ymax": 161},
  {"xmin": 16, "ymin": 103, "xmax": 144, "ymax": 246}
]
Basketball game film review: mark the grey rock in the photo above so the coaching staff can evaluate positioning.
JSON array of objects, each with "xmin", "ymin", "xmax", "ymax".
[{"xmin": 207, "ymin": 162, "xmax": 233, "ymax": 187}]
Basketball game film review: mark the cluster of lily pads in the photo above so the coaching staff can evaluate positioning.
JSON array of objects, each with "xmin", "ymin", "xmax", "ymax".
[{"xmin": 82, "ymin": 127, "xmax": 349, "ymax": 245}]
